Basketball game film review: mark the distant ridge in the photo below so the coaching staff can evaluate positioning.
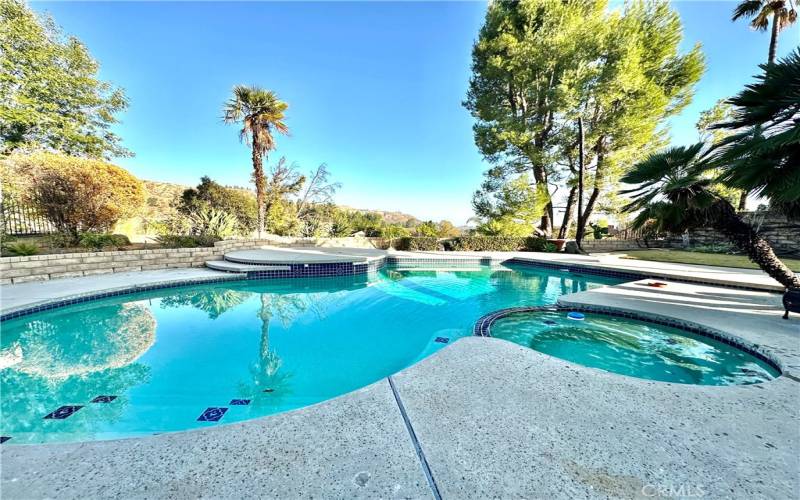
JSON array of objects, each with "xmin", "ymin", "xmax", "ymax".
[{"xmin": 142, "ymin": 180, "xmax": 422, "ymax": 225}]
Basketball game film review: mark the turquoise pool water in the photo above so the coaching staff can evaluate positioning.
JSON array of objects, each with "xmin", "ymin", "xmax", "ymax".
[
  {"xmin": 0, "ymin": 264, "xmax": 620, "ymax": 444},
  {"xmin": 490, "ymin": 310, "xmax": 779, "ymax": 385}
]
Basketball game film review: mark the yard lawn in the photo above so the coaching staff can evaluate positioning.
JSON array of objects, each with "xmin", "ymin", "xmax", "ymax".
[{"xmin": 613, "ymin": 249, "xmax": 800, "ymax": 272}]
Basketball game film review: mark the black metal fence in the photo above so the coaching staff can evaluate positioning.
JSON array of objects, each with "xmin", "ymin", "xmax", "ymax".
[{"xmin": 1, "ymin": 198, "xmax": 57, "ymax": 236}]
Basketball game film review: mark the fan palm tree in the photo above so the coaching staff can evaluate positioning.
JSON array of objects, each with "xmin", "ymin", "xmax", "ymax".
[
  {"xmin": 731, "ymin": 1, "xmax": 797, "ymax": 209},
  {"xmin": 733, "ymin": 1, "xmax": 798, "ymax": 65},
  {"xmin": 223, "ymin": 86, "xmax": 289, "ymax": 236},
  {"xmin": 621, "ymin": 144, "xmax": 800, "ymax": 289},
  {"xmin": 710, "ymin": 49, "xmax": 800, "ymax": 212}
]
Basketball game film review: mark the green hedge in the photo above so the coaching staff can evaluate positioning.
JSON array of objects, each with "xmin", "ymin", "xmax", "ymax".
[
  {"xmin": 79, "ymin": 233, "xmax": 131, "ymax": 251},
  {"xmin": 393, "ymin": 237, "xmax": 442, "ymax": 251},
  {"xmin": 445, "ymin": 236, "xmax": 551, "ymax": 252},
  {"xmin": 155, "ymin": 234, "xmax": 219, "ymax": 248}
]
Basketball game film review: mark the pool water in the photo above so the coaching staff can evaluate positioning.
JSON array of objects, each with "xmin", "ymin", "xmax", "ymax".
[
  {"xmin": 490, "ymin": 310, "xmax": 780, "ymax": 385},
  {"xmin": 0, "ymin": 264, "xmax": 619, "ymax": 444}
]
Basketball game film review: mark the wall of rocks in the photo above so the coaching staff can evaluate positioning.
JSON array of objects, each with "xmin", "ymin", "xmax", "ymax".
[{"xmin": 679, "ymin": 212, "xmax": 799, "ymax": 256}]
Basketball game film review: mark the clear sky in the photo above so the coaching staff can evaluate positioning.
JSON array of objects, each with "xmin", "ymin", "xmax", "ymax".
[{"xmin": 32, "ymin": 1, "xmax": 800, "ymax": 225}]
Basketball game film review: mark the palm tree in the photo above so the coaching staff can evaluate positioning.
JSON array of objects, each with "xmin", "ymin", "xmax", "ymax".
[
  {"xmin": 733, "ymin": 1, "xmax": 798, "ymax": 65},
  {"xmin": 731, "ymin": 1, "xmax": 797, "ymax": 210},
  {"xmin": 710, "ymin": 49, "xmax": 800, "ymax": 213},
  {"xmin": 621, "ymin": 143, "xmax": 800, "ymax": 289},
  {"xmin": 223, "ymin": 86, "xmax": 289, "ymax": 236}
]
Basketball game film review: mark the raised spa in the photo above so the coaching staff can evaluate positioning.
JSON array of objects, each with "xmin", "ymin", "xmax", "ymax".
[
  {"xmin": 0, "ymin": 264, "xmax": 620, "ymax": 444},
  {"xmin": 487, "ymin": 309, "xmax": 780, "ymax": 386}
]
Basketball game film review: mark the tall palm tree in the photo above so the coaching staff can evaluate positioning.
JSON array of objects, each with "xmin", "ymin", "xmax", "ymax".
[
  {"xmin": 710, "ymin": 49, "xmax": 800, "ymax": 212},
  {"xmin": 621, "ymin": 143, "xmax": 800, "ymax": 289},
  {"xmin": 733, "ymin": 1, "xmax": 798, "ymax": 65},
  {"xmin": 731, "ymin": 1, "xmax": 797, "ymax": 210},
  {"xmin": 223, "ymin": 86, "xmax": 289, "ymax": 236}
]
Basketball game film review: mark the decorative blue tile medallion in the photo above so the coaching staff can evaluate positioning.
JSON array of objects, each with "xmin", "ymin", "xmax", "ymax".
[
  {"xmin": 435, "ymin": 337, "xmax": 450, "ymax": 344},
  {"xmin": 197, "ymin": 407, "xmax": 228, "ymax": 422},
  {"xmin": 230, "ymin": 399, "xmax": 251, "ymax": 405},
  {"xmin": 0, "ymin": 436, "xmax": 11, "ymax": 444},
  {"xmin": 44, "ymin": 405, "xmax": 83, "ymax": 420},
  {"xmin": 91, "ymin": 395, "xmax": 117, "ymax": 403}
]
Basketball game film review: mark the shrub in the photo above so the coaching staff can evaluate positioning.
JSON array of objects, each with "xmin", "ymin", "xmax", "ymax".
[
  {"xmin": 542, "ymin": 242, "xmax": 558, "ymax": 253},
  {"xmin": 179, "ymin": 177, "xmax": 257, "ymax": 234},
  {"xmin": 4, "ymin": 242, "xmax": 39, "ymax": 256},
  {"xmin": 5, "ymin": 152, "xmax": 144, "ymax": 244},
  {"xmin": 187, "ymin": 207, "xmax": 239, "ymax": 239},
  {"xmin": 443, "ymin": 236, "xmax": 552, "ymax": 252},
  {"xmin": 589, "ymin": 222, "xmax": 609, "ymax": 240},
  {"xmin": 447, "ymin": 236, "xmax": 525, "ymax": 251},
  {"xmin": 394, "ymin": 237, "xmax": 441, "ymax": 251},
  {"xmin": 44, "ymin": 232, "xmax": 73, "ymax": 249},
  {"xmin": 522, "ymin": 237, "xmax": 550, "ymax": 252},
  {"xmin": 155, "ymin": 234, "xmax": 219, "ymax": 248},
  {"xmin": 79, "ymin": 233, "xmax": 131, "ymax": 251}
]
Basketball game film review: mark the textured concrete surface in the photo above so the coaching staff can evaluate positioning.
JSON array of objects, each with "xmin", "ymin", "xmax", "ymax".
[
  {"xmin": 393, "ymin": 335, "xmax": 799, "ymax": 499},
  {"xmin": 0, "ymin": 268, "xmax": 237, "ymax": 314},
  {"xmin": 0, "ymin": 380, "xmax": 431, "ymax": 499},
  {"xmin": 2, "ymin": 254, "xmax": 798, "ymax": 499}
]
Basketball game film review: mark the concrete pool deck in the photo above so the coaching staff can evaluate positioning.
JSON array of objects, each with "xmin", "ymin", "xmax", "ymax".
[
  {"xmin": 2, "ymin": 248, "xmax": 792, "ymax": 316},
  {"xmin": 1, "ymin": 250, "xmax": 798, "ymax": 498}
]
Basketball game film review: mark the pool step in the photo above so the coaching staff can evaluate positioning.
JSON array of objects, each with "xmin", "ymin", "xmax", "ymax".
[
  {"xmin": 223, "ymin": 249, "xmax": 368, "ymax": 265},
  {"xmin": 205, "ymin": 260, "xmax": 289, "ymax": 273}
]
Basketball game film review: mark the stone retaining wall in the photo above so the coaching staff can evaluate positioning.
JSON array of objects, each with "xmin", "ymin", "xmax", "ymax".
[
  {"xmin": 682, "ymin": 212, "xmax": 799, "ymax": 256},
  {"xmin": 0, "ymin": 236, "xmax": 382, "ymax": 285},
  {"xmin": 579, "ymin": 239, "xmax": 667, "ymax": 253}
]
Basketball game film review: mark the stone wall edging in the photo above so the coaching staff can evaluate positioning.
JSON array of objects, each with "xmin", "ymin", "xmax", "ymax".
[{"xmin": 0, "ymin": 236, "xmax": 384, "ymax": 284}]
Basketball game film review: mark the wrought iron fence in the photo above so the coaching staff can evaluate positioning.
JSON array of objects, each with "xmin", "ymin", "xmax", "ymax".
[{"xmin": 1, "ymin": 198, "xmax": 57, "ymax": 236}]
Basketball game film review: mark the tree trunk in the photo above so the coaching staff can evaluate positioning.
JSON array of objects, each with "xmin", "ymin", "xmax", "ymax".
[
  {"xmin": 531, "ymin": 164, "xmax": 553, "ymax": 237},
  {"xmin": 577, "ymin": 138, "xmax": 604, "ymax": 243},
  {"xmin": 252, "ymin": 145, "xmax": 266, "ymax": 237},
  {"xmin": 558, "ymin": 185, "xmax": 577, "ymax": 239},
  {"xmin": 737, "ymin": 190, "xmax": 748, "ymax": 211},
  {"xmin": 712, "ymin": 201, "xmax": 800, "ymax": 289},
  {"xmin": 768, "ymin": 11, "xmax": 779, "ymax": 65}
]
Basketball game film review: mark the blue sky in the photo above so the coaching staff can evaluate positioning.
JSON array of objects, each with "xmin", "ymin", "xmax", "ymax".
[{"xmin": 33, "ymin": 1, "xmax": 799, "ymax": 224}]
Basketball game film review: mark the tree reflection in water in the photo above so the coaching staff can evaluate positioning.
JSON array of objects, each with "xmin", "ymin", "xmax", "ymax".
[
  {"xmin": 159, "ymin": 288, "xmax": 253, "ymax": 319},
  {"xmin": 0, "ymin": 304, "xmax": 154, "ymax": 441}
]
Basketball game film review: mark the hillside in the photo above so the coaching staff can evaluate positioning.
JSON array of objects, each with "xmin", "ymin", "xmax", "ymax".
[{"xmin": 141, "ymin": 180, "xmax": 422, "ymax": 226}]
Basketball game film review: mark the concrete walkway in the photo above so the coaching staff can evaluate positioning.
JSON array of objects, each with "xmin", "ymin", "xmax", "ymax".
[
  {"xmin": 397, "ymin": 250, "xmax": 790, "ymax": 292},
  {"xmin": 0, "ymin": 268, "xmax": 236, "ymax": 315},
  {"xmin": 2, "ymin": 276, "xmax": 798, "ymax": 499}
]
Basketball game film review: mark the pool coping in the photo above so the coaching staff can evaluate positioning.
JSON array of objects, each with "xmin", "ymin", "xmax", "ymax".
[
  {"xmin": 2, "ymin": 263, "xmax": 798, "ymax": 498},
  {"xmin": 473, "ymin": 305, "xmax": 784, "ymax": 375},
  {"xmin": 1, "ymin": 253, "xmax": 787, "ymax": 322}
]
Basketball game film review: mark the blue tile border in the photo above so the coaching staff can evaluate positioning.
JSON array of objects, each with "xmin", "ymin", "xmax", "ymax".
[{"xmin": 473, "ymin": 305, "xmax": 784, "ymax": 375}]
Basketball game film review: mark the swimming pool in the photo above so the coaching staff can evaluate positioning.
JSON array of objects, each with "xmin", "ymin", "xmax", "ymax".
[
  {"xmin": 487, "ymin": 309, "xmax": 780, "ymax": 385},
  {"xmin": 0, "ymin": 264, "xmax": 620, "ymax": 444}
]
